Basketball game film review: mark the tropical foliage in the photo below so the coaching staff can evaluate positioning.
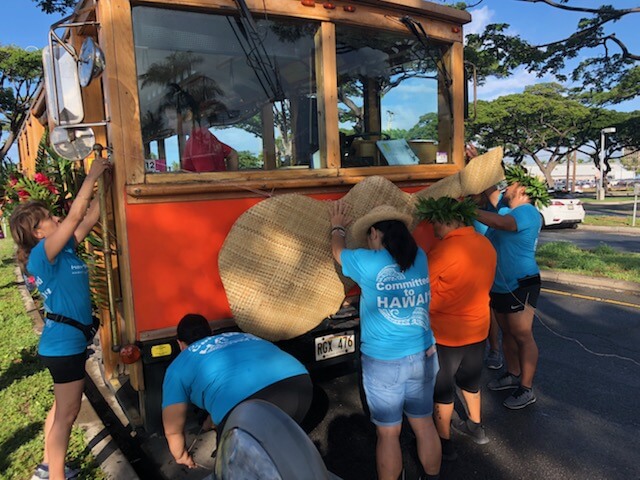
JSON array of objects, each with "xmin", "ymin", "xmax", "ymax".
[{"xmin": 0, "ymin": 45, "xmax": 43, "ymax": 160}]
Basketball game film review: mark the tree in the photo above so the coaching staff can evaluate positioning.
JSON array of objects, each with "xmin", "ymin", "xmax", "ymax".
[
  {"xmin": 0, "ymin": 45, "xmax": 43, "ymax": 161},
  {"xmin": 573, "ymin": 109, "xmax": 640, "ymax": 183},
  {"xmin": 406, "ymin": 112, "xmax": 439, "ymax": 141},
  {"xmin": 460, "ymin": 1, "xmax": 640, "ymax": 105},
  {"xmin": 30, "ymin": 0, "xmax": 76, "ymax": 14},
  {"xmin": 467, "ymin": 83, "xmax": 593, "ymax": 185}
]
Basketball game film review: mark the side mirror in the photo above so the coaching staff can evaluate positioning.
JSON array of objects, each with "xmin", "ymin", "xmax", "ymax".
[{"xmin": 43, "ymin": 43, "xmax": 84, "ymax": 126}]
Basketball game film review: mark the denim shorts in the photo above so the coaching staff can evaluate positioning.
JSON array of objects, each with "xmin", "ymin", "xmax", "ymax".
[{"xmin": 361, "ymin": 348, "xmax": 439, "ymax": 427}]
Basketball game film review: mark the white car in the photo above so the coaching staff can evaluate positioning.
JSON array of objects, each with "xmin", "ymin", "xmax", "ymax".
[{"xmin": 538, "ymin": 191, "xmax": 586, "ymax": 228}]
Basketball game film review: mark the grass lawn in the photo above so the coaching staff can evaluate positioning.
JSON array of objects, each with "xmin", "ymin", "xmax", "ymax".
[
  {"xmin": 0, "ymin": 238, "xmax": 104, "ymax": 480},
  {"xmin": 579, "ymin": 196, "xmax": 637, "ymax": 203},
  {"xmin": 537, "ymin": 241, "xmax": 640, "ymax": 283},
  {"xmin": 583, "ymin": 215, "xmax": 639, "ymax": 228}
]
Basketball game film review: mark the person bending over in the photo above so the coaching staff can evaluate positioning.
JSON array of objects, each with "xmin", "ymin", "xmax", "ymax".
[{"xmin": 161, "ymin": 314, "xmax": 312, "ymax": 468}]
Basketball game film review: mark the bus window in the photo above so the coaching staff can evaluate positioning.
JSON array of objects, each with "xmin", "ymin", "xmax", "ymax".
[
  {"xmin": 132, "ymin": 6, "xmax": 320, "ymax": 174},
  {"xmin": 335, "ymin": 25, "xmax": 448, "ymax": 168}
]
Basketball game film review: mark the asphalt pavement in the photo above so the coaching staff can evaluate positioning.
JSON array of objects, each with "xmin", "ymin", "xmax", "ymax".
[{"xmin": 539, "ymin": 226, "xmax": 639, "ymax": 252}]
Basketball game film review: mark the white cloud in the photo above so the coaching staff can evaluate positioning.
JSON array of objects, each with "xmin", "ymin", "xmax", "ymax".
[
  {"xmin": 476, "ymin": 67, "xmax": 552, "ymax": 101},
  {"xmin": 466, "ymin": 6, "xmax": 494, "ymax": 36}
]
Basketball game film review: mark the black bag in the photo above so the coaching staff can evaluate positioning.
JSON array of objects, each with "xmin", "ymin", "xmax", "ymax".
[{"xmin": 46, "ymin": 313, "xmax": 100, "ymax": 343}]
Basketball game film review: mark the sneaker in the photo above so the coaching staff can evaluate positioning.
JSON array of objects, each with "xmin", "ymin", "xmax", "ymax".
[
  {"xmin": 485, "ymin": 350, "xmax": 503, "ymax": 370},
  {"xmin": 487, "ymin": 372, "xmax": 520, "ymax": 391},
  {"xmin": 440, "ymin": 437, "xmax": 458, "ymax": 461},
  {"xmin": 452, "ymin": 418, "xmax": 489, "ymax": 445},
  {"xmin": 33, "ymin": 464, "xmax": 80, "ymax": 479},
  {"xmin": 503, "ymin": 386, "xmax": 536, "ymax": 410}
]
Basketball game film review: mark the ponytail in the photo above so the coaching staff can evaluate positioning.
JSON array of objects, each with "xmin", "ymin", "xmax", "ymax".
[
  {"xmin": 8, "ymin": 201, "xmax": 50, "ymax": 273},
  {"xmin": 372, "ymin": 220, "xmax": 418, "ymax": 272}
]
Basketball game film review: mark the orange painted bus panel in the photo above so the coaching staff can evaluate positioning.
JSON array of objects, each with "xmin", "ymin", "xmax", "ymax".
[
  {"xmin": 125, "ymin": 190, "xmax": 437, "ymax": 336},
  {"xmin": 125, "ymin": 192, "xmax": 338, "ymax": 335},
  {"xmin": 125, "ymin": 197, "xmax": 260, "ymax": 334}
]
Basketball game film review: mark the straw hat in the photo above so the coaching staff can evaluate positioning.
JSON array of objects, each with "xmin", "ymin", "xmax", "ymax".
[{"xmin": 350, "ymin": 205, "xmax": 413, "ymax": 247}]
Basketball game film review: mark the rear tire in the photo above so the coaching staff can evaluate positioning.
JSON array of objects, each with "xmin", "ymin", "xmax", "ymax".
[{"xmin": 571, "ymin": 223, "xmax": 579, "ymax": 229}]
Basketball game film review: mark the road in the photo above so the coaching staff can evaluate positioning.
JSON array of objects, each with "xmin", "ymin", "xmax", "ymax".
[
  {"xmin": 539, "ymin": 228, "xmax": 639, "ymax": 252},
  {"xmin": 85, "ymin": 282, "xmax": 640, "ymax": 480},
  {"xmin": 583, "ymin": 200, "xmax": 636, "ymax": 218},
  {"xmin": 307, "ymin": 282, "xmax": 640, "ymax": 480}
]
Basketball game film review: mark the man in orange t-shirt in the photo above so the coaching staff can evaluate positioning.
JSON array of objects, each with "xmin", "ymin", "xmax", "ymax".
[{"xmin": 416, "ymin": 196, "xmax": 496, "ymax": 460}]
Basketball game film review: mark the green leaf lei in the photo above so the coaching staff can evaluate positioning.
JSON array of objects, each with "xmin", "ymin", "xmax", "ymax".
[
  {"xmin": 504, "ymin": 165, "xmax": 551, "ymax": 208},
  {"xmin": 415, "ymin": 196, "xmax": 478, "ymax": 226}
]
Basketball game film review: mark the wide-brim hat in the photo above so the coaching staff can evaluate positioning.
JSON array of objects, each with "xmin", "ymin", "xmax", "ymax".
[{"xmin": 350, "ymin": 205, "xmax": 413, "ymax": 247}]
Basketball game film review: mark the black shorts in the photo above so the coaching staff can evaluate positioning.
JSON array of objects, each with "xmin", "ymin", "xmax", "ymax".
[
  {"xmin": 433, "ymin": 340, "xmax": 485, "ymax": 404},
  {"xmin": 218, "ymin": 374, "xmax": 313, "ymax": 434},
  {"xmin": 39, "ymin": 352, "xmax": 87, "ymax": 384},
  {"xmin": 490, "ymin": 277, "xmax": 541, "ymax": 314}
]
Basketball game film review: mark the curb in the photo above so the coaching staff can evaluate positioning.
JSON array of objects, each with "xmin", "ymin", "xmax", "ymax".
[
  {"xmin": 540, "ymin": 269, "xmax": 640, "ymax": 294},
  {"xmin": 577, "ymin": 224, "xmax": 640, "ymax": 235},
  {"xmin": 14, "ymin": 266, "xmax": 139, "ymax": 480}
]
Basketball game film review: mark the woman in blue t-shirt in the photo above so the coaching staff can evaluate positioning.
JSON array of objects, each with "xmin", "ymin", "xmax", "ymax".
[
  {"xmin": 475, "ymin": 166, "xmax": 550, "ymax": 411},
  {"xmin": 9, "ymin": 157, "xmax": 110, "ymax": 480},
  {"xmin": 330, "ymin": 201, "xmax": 441, "ymax": 480}
]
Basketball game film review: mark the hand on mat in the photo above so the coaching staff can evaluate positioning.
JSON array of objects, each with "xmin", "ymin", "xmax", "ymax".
[{"xmin": 330, "ymin": 199, "xmax": 351, "ymax": 229}]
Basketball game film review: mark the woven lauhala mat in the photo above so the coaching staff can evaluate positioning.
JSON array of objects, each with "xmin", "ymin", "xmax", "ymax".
[{"xmin": 219, "ymin": 147, "xmax": 504, "ymax": 340}]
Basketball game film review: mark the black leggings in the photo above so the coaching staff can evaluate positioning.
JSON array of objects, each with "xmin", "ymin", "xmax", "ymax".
[
  {"xmin": 433, "ymin": 341, "xmax": 485, "ymax": 404},
  {"xmin": 218, "ymin": 374, "xmax": 313, "ymax": 434}
]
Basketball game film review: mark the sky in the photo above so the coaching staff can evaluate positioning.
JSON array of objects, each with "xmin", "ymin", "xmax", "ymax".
[{"xmin": 1, "ymin": 0, "xmax": 639, "ymax": 158}]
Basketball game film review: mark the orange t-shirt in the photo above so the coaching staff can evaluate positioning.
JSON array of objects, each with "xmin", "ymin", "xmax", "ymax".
[{"xmin": 427, "ymin": 226, "xmax": 497, "ymax": 347}]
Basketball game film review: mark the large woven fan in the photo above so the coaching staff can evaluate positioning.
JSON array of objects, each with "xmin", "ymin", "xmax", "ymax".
[{"xmin": 219, "ymin": 147, "xmax": 504, "ymax": 340}]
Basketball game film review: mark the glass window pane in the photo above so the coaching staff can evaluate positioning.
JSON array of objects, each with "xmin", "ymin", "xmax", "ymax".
[
  {"xmin": 132, "ymin": 6, "xmax": 320, "ymax": 174},
  {"xmin": 335, "ymin": 25, "xmax": 449, "ymax": 168}
]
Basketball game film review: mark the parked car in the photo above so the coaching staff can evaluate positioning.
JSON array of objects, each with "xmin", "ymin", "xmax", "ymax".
[{"xmin": 538, "ymin": 191, "xmax": 586, "ymax": 228}]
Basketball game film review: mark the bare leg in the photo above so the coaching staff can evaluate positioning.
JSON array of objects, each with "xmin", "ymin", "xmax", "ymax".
[
  {"xmin": 375, "ymin": 424, "xmax": 403, "ymax": 480},
  {"xmin": 506, "ymin": 307, "xmax": 538, "ymax": 388},
  {"xmin": 460, "ymin": 390, "xmax": 481, "ymax": 424},
  {"xmin": 43, "ymin": 401, "xmax": 56, "ymax": 464},
  {"xmin": 433, "ymin": 403, "xmax": 454, "ymax": 439},
  {"xmin": 495, "ymin": 312, "xmax": 521, "ymax": 376},
  {"xmin": 48, "ymin": 379, "xmax": 84, "ymax": 480},
  {"xmin": 407, "ymin": 416, "xmax": 441, "ymax": 476}
]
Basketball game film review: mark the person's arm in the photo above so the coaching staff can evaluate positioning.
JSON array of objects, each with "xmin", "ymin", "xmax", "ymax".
[
  {"xmin": 44, "ymin": 158, "xmax": 110, "ymax": 262},
  {"xmin": 483, "ymin": 185, "xmax": 501, "ymax": 209},
  {"xmin": 476, "ymin": 209, "xmax": 517, "ymax": 231},
  {"xmin": 329, "ymin": 200, "xmax": 350, "ymax": 265},
  {"xmin": 73, "ymin": 196, "xmax": 100, "ymax": 244},
  {"xmin": 162, "ymin": 403, "xmax": 196, "ymax": 468},
  {"xmin": 226, "ymin": 148, "xmax": 239, "ymax": 171}
]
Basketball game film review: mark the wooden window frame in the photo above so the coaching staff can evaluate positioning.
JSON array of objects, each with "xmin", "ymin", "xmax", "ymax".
[{"xmin": 102, "ymin": 0, "xmax": 467, "ymax": 202}]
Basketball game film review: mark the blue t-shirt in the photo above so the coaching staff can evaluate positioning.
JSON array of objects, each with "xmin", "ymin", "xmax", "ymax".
[
  {"xmin": 28, "ymin": 237, "xmax": 92, "ymax": 356},
  {"xmin": 486, "ymin": 203, "xmax": 541, "ymax": 293},
  {"xmin": 340, "ymin": 248, "xmax": 434, "ymax": 360},
  {"xmin": 162, "ymin": 332, "xmax": 309, "ymax": 425}
]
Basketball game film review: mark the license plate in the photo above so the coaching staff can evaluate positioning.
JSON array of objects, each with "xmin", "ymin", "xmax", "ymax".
[
  {"xmin": 568, "ymin": 204, "xmax": 574, "ymax": 210},
  {"xmin": 315, "ymin": 331, "xmax": 356, "ymax": 361}
]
